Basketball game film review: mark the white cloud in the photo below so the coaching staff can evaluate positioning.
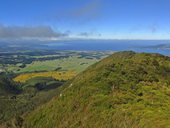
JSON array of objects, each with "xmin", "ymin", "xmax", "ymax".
[{"xmin": 0, "ymin": 25, "xmax": 68, "ymax": 40}]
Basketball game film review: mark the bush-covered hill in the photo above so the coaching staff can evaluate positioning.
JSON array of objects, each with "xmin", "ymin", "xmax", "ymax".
[
  {"xmin": 0, "ymin": 75, "xmax": 65, "ymax": 127},
  {"xmin": 0, "ymin": 73, "xmax": 20, "ymax": 96},
  {"xmin": 23, "ymin": 51, "xmax": 170, "ymax": 128}
]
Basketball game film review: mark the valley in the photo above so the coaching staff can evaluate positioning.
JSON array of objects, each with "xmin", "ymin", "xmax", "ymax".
[{"xmin": 0, "ymin": 48, "xmax": 112, "ymax": 127}]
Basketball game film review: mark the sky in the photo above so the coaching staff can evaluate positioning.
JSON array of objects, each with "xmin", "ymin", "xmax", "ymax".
[{"xmin": 0, "ymin": 0, "xmax": 170, "ymax": 40}]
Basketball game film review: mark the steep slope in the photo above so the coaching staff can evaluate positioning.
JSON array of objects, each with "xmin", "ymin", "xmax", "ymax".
[
  {"xmin": 0, "ymin": 73, "xmax": 20, "ymax": 96},
  {"xmin": 0, "ymin": 75, "xmax": 64, "ymax": 126},
  {"xmin": 24, "ymin": 51, "xmax": 170, "ymax": 128}
]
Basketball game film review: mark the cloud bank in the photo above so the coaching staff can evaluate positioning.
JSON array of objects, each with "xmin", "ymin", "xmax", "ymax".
[{"xmin": 0, "ymin": 25, "xmax": 68, "ymax": 40}]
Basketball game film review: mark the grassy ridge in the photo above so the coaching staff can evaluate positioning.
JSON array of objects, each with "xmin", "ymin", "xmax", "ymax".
[
  {"xmin": 23, "ymin": 51, "xmax": 170, "ymax": 128},
  {"xmin": 13, "ymin": 71, "xmax": 76, "ymax": 83}
]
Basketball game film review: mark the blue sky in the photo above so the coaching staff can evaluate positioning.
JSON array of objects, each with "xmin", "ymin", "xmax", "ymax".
[{"xmin": 0, "ymin": 0, "xmax": 170, "ymax": 39}]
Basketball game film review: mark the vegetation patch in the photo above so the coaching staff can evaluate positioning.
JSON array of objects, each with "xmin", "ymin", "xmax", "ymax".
[{"xmin": 13, "ymin": 71, "xmax": 76, "ymax": 83}]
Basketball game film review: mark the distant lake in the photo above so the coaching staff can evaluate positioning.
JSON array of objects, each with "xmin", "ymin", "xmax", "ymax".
[{"xmin": 44, "ymin": 40, "xmax": 170, "ymax": 56}]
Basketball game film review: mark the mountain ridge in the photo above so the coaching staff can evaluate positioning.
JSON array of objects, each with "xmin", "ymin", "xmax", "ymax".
[{"xmin": 22, "ymin": 51, "xmax": 170, "ymax": 128}]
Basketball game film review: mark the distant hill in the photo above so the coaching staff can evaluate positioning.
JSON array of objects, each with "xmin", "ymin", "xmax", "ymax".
[
  {"xmin": 146, "ymin": 44, "xmax": 170, "ymax": 50},
  {"xmin": 23, "ymin": 51, "xmax": 170, "ymax": 128}
]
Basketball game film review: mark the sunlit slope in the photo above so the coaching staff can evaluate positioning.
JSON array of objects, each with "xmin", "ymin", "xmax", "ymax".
[
  {"xmin": 13, "ymin": 71, "xmax": 76, "ymax": 83},
  {"xmin": 24, "ymin": 51, "xmax": 170, "ymax": 128}
]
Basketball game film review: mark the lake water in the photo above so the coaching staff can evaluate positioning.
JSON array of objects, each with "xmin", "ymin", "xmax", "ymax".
[{"xmin": 44, "ymin": 40, "xmax": 170, "ymax": 56}]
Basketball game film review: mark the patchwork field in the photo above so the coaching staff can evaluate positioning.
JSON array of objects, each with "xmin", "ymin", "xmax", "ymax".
[
  {"xmin": 0, "ymin": 51, "xmax": 112, "ymax": 74},
  {"xmin": 16, "ymin": 56, "xmax": 98, "ymax": 73}
]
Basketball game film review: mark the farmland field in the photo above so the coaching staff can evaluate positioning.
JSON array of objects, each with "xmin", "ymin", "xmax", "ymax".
[
  {"xmin": 16, "ymin": 56, "xmax": 98, "ymax": 73},
  {"xmin": 13, "ymin": 71, "xmax": 76, "ymax": 83},
  {"xmin": 0, "ymin": 50, "xmax": 112, "ymax": 74}
]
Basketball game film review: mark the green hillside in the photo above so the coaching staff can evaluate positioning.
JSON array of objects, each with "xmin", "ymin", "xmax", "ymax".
[
  {"xmin": 0, "ymin": 73, "xmax": 20, "ymax": 96},
  {"xmin": 23, "ymin": 51, "xmax": 170, "ymax": 128},
  {"xmin": 0, "ymin": 75, "xmax": 65, "ymax": 127}
]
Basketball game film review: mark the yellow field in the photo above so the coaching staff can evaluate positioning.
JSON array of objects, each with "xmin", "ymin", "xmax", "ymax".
[{"xmin": 13, "ymin": 71, "xmax": 76, "ymax": 83}]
